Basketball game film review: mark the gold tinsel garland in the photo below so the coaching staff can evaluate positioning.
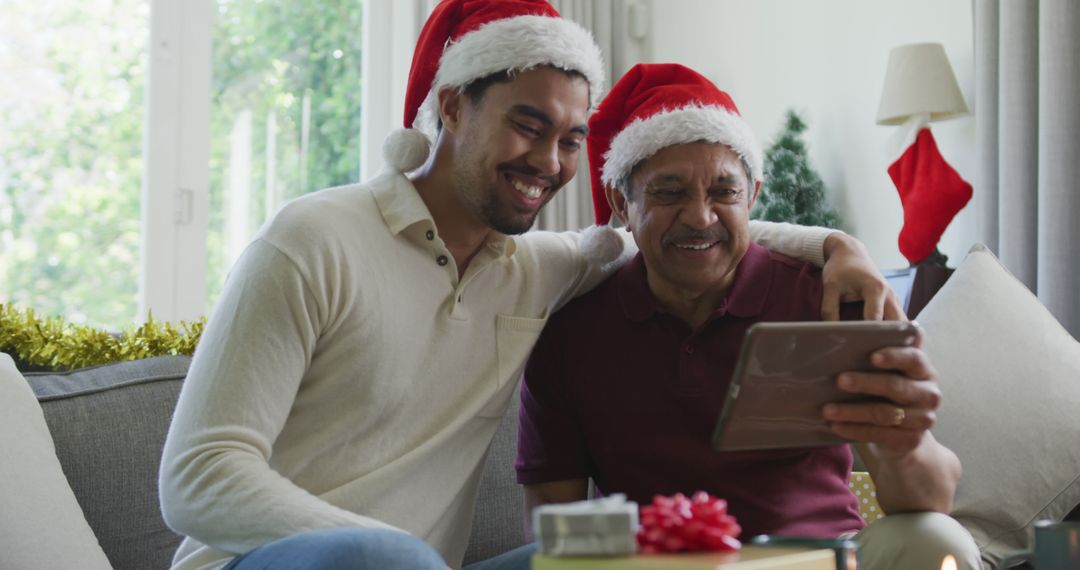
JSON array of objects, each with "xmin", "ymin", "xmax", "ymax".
[{"xmin": 0, "ymin": 303, "xmax": 205, "ymax": 371}]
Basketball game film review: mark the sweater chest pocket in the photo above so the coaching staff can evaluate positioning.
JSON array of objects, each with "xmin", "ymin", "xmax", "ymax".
[{"xmin": 478, "ymin": 313, "xmax": 548, "ymax": 418}]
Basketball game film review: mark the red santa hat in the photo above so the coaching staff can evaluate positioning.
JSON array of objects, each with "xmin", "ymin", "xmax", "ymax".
[
  {"xmin": 586, "ymin": 63, "xmax": 763, "ymax": 225},
  {"xmin": 382, "ymin": 0, "xmax": 605, "ymax": 173}
]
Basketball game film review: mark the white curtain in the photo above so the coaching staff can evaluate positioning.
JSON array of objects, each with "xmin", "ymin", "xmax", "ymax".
[
  {"xmin": 536, "ymin": 0, "xmax": 651, "ymax": 232},
  {"xmin": 360, "ymin": 0, "xmax": 437, "ymax": 179},
  {"xmin": 974, "ymin": 0, "xmax": 1080, "ymax": 336}
]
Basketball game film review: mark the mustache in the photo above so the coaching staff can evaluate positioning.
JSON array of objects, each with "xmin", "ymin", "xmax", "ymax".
[
  {"xmin": 662, "ymin": 225, "xmax": 731, "ymax": 247},
  {"xmin": 497, "ymin": 162, "xmax": 559, "ymax": 189}
]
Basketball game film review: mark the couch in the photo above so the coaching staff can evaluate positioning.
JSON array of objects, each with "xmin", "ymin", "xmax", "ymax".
[
  {"xmin": 4, "ymin": 244, "xmax": 1080, "ymax": 569},
  {"xmin": 7, "ymin": 354, "xmax": 525, "ymax": 569}
]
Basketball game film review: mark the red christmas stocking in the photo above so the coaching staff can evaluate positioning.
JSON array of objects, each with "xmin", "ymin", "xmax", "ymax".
[{"xmin": 887, "ymin": 127, "xmax": 972, "ymax": 264}]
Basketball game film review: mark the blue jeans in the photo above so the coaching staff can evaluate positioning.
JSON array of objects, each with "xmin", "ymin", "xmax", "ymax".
[{"xmin": 223, "ymin": 528, "xmax": 536, "ymax": 570}]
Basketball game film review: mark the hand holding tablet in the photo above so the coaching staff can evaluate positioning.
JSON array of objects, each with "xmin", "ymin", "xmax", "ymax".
[{"xmin": 712, "ymin": 321, "xmax": 923, "ymax": 452}]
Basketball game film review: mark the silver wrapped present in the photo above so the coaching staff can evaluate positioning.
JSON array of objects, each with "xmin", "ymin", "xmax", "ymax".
[{"xmin": 533, "ymin": 494, "xmax": 639, "ymax": 557}]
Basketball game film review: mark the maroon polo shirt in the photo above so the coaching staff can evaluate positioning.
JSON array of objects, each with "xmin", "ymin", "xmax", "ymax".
[{"xmin": 516, "ymin": 242, "xmax": 866, "ymax": 539}]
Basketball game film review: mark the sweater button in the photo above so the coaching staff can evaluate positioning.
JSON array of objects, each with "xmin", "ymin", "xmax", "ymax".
[{"xmin": 436, "ymin": 255, "xmax": 449, "ymax": 266}]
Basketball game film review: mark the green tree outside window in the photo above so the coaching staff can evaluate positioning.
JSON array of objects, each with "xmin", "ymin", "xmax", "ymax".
[{"xmin": 0, "ymin": 1, "xmax": 364, "ymax": 328}]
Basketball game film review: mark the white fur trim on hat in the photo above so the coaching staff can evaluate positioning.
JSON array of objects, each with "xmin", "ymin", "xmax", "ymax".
[
  {"xmin": 382, "ymin": 128, "xmax": 432, "ymax": 173},
  {"xmin": 600, "ymin": 105, "xmax": 764, "ymax": 190},
  {"xmin": 413, "ymin": 14, "xmax": 604, "ymax": 140}
]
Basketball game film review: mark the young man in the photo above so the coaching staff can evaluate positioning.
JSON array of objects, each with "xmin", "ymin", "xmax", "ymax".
[
  {"xmin": 160, "ymin": 2, "xmax": 898, "ymax": 569},
  {"xmin": 516, "ymin": 63, "xmax": 981, "ymax": 570}
]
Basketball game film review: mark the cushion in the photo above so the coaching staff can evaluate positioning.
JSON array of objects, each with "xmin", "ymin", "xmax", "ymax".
[
  {"xmin": 23, "ymin": 352, "xmax": 522, "ymax": 568},
  {"xmin": 849, "ymin": 472, "xmax": 884, "ymax": 523},
  {"xmin": 917, "ymin": 243, "xmax": 1080, "ymax": 567},
  {"xmin": 26, "ymin": 355, "xmax": 190, "ymax": 570},
  {"xmin": 0, "ymin": 352, "xmax": 112, "ymax": 570}
]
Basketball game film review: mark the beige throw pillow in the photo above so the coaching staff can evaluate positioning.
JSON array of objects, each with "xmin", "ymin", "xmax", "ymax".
[
  {"xmin": 917, "ymin": 244, "xmax": 1080, "ymax": 567},
  {"xmin": 0, "ymin": 353, "xmax": 112, "ymax": 570}
]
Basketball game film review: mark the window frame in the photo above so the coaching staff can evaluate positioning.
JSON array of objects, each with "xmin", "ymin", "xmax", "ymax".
[
  {"xmin": 140, "ymin": 0, "xmax": 212, "ymax": 322},
  {"xmin": 140, "ymin": 0, "xmax": 407, "ymax": 322}
]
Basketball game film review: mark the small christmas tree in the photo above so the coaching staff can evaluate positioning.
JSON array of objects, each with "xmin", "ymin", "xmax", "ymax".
[{"xmin": 751, "ymin": 110, "xmax": 843, "ymax": 229}]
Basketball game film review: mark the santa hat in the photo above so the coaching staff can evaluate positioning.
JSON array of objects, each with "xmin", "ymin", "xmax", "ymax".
[
  {"xmin": 382, "ymin": 0, "xmax": 605, "ymax": 173},
  {"xmin": 586, "ymin": 63, "xmax": 763, "ymax": 225}
]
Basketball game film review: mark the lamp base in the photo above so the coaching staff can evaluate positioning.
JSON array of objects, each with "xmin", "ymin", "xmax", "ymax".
[
  {"xmin": 911, "ymin": 247, "xmax": 949, "ymax": 268},
  {"xmin": 907, "ymin": 247, "xmax": 953, "ymax": 319}
]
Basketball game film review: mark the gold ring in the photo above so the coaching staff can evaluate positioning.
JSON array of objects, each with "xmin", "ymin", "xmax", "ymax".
[{"xmin": 892, "ymin": 407, "xmax": 906, "ymax": 426}]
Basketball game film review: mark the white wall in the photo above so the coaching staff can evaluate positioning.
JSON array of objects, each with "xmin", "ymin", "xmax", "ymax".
[{"xmin": 644, "ymin": 0, "xmax": 976, "ymax": 269}]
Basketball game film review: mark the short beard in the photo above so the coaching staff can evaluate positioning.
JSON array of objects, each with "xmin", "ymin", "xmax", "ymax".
[
  {"xmin": 480, "ymin": 201, "xmax": 537, "ymax": 235},
  {"xmin": 451, "ymin": 158, "xmax": 539, "ymax": 236}
]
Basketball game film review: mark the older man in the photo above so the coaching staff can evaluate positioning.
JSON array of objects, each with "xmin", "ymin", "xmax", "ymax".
[{"xmin": 517, "ymin": 63, "xmax": 981, "ymax": 570}]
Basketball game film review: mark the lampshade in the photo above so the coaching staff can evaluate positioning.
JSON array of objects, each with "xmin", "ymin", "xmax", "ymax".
[{"xmin": 875, "ymin": 43, "xmax": 968, "ymax": 126}]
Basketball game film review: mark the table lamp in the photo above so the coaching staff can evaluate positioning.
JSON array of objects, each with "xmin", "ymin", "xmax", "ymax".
[{"xmin": 876, "ymin": 42, "xmax": 972, "ymax": 267}]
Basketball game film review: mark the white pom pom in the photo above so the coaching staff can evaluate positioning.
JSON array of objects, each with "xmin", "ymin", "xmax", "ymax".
[
  {"xmin": 580, "ymin": 224, "xmax": 625, "ymax": 265},
  {"xmin": 382, "ymin": 128, "xmax": 431, "ymax": 173}
]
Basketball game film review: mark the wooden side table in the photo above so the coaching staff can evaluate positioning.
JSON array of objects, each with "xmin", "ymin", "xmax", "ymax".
[{"xmin": 533, "ymin": 546, "xmax": 836, "ymax": 569}]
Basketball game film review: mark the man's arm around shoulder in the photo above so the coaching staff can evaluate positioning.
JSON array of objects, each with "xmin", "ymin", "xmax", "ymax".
[{"xmin": 547, "ymin": 222, "xmax": 899, "ymax": 317}]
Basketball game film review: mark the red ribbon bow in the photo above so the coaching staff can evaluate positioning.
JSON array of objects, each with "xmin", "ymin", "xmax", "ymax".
[{"xmin": 637, "ymin": 492, "xmax": 742, "ymax": 554}]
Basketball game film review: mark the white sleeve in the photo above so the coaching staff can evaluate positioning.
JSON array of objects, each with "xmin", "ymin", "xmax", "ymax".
[
  {"xmin": 159, "ymin": 239, "xmax": 404, "ymax": 556},
  {"xmin": 748, "ymin": 220, "xmax": 837, "ymax": 267},
  {"xmin": 539, "ymin": 221, "xmax": 836, "ymax": 310},
  {"xmin": 524, "ymin": 226, "xmax": 637, "ymax": 313}
]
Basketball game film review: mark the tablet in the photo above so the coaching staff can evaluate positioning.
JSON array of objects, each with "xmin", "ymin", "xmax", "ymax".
[{"xmin": 711, "ymin": 320, "xmax": 920, "ymax": 452}]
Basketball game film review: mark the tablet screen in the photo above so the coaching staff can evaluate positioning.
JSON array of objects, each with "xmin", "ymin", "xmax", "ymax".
[{"xmin": 711, "ymin": 321, "xmax": 919, "ymax": 452}]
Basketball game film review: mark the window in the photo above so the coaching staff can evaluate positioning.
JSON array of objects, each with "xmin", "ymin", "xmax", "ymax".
[
  {"xmin": 1, "ymin": 0, "xmax": 368, "ymax": 329},
  {"xmin": 207, "ymin": 1, "xmax": 363, "ymax": 308},
  {"xmin": 0, "ymin": 0, "xmax": 149, "ymax": 327}
]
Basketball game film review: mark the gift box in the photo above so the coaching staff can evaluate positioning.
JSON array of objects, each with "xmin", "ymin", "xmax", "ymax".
[{"xmin": 534, "ymin": 494, "xmax": 639, "ymax": 556}]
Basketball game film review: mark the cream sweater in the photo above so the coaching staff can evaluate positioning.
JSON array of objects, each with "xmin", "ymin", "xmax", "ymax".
[{"xmin": 159, "ymin": 171, "xmax": 830, "ymax": 569}]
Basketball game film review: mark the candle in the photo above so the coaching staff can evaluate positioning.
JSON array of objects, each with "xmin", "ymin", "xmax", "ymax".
[{"xmin": 940, "ymin": 554, "xmax": 957, "ymax": 570}]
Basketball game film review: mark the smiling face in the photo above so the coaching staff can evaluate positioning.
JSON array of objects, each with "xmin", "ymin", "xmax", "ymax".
[
  {"xmin": 444, "ymin": 66, "xmax": 590, "ymax": 235},
  {"xmin": 607, "ymin": 142, "xmax": 761, "ymax": 303}
]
